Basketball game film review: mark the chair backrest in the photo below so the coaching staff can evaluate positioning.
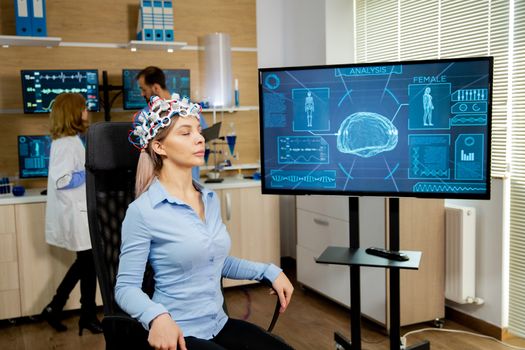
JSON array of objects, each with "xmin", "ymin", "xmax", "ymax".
[{"xmin": 85, "ymin": 122, "xmax": 142, "ymax": 316}]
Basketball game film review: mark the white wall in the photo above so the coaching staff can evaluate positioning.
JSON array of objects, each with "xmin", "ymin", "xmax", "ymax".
[
  {"xmin": 257, "ymin": 0, "xmax": 508, "ymax": 330},
  {"xmin": 445, "ymin": 178, "xmax": 509, "ymax": 328},
  {"xmin": 257, "ymin": 0, "xmax": 329, "ymax": 257}
]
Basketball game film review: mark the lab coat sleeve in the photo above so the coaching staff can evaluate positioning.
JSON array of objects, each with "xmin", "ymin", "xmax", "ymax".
[
  {"xmin": 115, "ymin": 202, "xmax": 168, "ymax": 330},
  {"xmin": 49, "ymin": 140, "xmax": 83, "ymax": 190}
]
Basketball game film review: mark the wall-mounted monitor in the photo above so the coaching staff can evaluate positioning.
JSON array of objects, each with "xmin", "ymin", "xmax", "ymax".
[
  {"xmin": 122, "ymin": 69, "xmax": 190, "ymax": 110},
  {"xmin": 20, "ymin": 69, "xmax": 100, "ymax": 113},
  {"xmin": 258, "ymin": 57, "xmax": 493, "ymax": 199},
  {"xmin": 18, "ymin": 135, "xmax": 52, "ymax": 178}
]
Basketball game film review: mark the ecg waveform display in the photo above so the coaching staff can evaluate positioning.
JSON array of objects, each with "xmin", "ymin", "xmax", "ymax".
[
  {"xmin": 278, "ymin": 136, "xmax": 329, "ymax": 164},
  {"xmin": 122, "ymin": 69, "xmax": 190, "ymax": 110},
  {"xmin": 259, "ymin": 57, "xmax": 492, "ymax": 199},
  {"xmin": 18, "ymin": 135, "xmax": 51, "ymax": 178},
  {"xmin": 21, "ymin": 69, "xmax": 99, "ymax": 113}
]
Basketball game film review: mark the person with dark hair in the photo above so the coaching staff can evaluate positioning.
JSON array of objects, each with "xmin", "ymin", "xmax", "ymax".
[
  {"xmin": 118, "ymin": 96, "xmax": 294, "ymax": 350},
  {"xmin": 136, "ymin": 66, "xmax": 172, "ymax": 103},
  {"xmin": 41, "ymin": 93, "xmax": 103, "ymax": 335},
  {"xmin": 136, "ymin": 66, "xmax": 208, "ymax": 180}
]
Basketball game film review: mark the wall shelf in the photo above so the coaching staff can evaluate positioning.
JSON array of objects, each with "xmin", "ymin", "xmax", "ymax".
[
  {"xmin": 0, "ymin": 35, "xmax": 61, "ymax": 48},
  {"xmin": 128, "ymin": 40, "xmax": 187, "ymax": 52},
  {"xmin": 0, "ymin": 35, "xmax": 256, "ymax": 53}
]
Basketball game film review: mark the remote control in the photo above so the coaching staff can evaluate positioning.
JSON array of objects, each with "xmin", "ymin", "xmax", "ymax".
[{"xmin": 365, "ymin": 247, "xmax": 409, "ymax": 261}]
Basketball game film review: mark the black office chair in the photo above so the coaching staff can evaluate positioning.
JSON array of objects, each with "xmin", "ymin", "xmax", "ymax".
[{"xmin": 85, "ymin": 122, "xmax": 281, "ymax": 349}]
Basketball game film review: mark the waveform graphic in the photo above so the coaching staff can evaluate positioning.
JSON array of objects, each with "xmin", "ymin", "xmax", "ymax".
[
  {"xmin": 413, "ymin": 182, "xmax": 486, "ymax": 193},
  {"xmin": 39, "ymin": 72, "xmax": 87, "ymax": 83},
  {"xmin": 270, "ymin": 170, "xmax": 337, "ymax": 189},
  {"xmin": 271, "ymin": 174, "xmax": 335, "ymax": 183},
  {"xmin": 450, "ymin": 115, "xmax": 487, "ymax": 126},
  {"xmin": 278, "ymin": 136, "xmax": 329, "ymax": 164},
  {"xmin": 41, "ymin": 88, "xmax": 89, "ymax": 94}
]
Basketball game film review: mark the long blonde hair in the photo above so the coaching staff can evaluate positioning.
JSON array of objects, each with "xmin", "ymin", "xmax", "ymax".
[
  {"xmin": 49, "ymin": 93, "xmax": 87, "ymax": 140},
  {"xmin": 135, "ymin": 118, "xmax": 178, "ymax": 198}
]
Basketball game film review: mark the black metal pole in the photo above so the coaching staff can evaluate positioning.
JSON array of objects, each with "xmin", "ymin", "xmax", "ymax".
[
  {"xmin": 349, "ymin": 197, "xmax": 361, "ymax": 350},
  {"xmin": 102, "ymin": 70, "xmax": 111, "ymax": 121},
  {"xmin": 389, "ymin": 198, "xmax": 401, "ymax": 350}
]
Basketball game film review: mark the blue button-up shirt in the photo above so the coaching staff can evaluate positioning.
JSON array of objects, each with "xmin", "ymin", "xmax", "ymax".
[{"xmin": 115, "ymin": 178, "xmax": 282, "ymax": 339}]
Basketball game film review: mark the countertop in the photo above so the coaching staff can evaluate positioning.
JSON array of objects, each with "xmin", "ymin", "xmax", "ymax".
[{"xmin": 0, "ymin": 177, "xmax": 262, "ymax": 206}]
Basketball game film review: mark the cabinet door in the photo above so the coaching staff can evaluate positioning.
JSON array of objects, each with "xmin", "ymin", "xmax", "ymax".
[
  {"xmin": 220, "ymin": 187, "xmax": 280, "ymax": 287},
  {"xmin": 15, "ymin": 203, "xmax": 102, "ymax": 316},
  {"xmin": 0, "ymin": 204, "xmax": 21, "ymax": 319},
  {"xmin": 398, "ymin": 198, "xmax": 445, "ymax": 325}
]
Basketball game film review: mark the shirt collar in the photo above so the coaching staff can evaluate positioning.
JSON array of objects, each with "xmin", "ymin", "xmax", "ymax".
[{"xmin": 148, "ymin": 177, "xmax": 213, "ymax": 207}]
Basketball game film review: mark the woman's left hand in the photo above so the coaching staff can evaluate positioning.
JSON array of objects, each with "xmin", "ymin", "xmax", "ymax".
[{"xmin": 271, "ymin": 272, "xmax": 294, "ymax": 313}]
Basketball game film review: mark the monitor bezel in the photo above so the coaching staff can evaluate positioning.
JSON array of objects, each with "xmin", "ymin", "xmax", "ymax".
[
  {"xmin": 258, "ymin": 56, "xmax": 493, "ymax": 200},
  {"xmin": 17, "ymin": 134, "xmax": 52, "ymax": 179},
  {"xmin": 121, "ymin": 68, "xmax": 191, "ymax": 110},
  {"xmin": 20, "ymin": 69, "xmax": 100, "ymax": 114}
]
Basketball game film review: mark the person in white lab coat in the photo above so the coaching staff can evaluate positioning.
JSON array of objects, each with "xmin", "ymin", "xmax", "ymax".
[{"xmin": 41, "ymin": 93, "xmax": 102, "ymax": 335}]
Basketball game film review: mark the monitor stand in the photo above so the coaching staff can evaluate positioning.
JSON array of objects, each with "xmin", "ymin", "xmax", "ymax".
[{"xmin": 316, "ymin": 197, "xmax": 430, "ymax": 350}]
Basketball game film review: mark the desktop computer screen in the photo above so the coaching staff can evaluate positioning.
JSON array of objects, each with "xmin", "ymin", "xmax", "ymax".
[
  {"xmin": 18, "ymin": 135, "xmax": 52, "ymax": 178},
  {"xmin": 20, "ymin": 69, "xmax": 100, "ymax": 113},
  {"xmin": 122, "ymin": 69, "xmax": 191, "ymax": 110}
]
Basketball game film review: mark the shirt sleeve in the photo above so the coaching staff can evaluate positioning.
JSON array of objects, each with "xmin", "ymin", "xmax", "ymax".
[
  {"xmin": 222, "ymin": 256, "xmax": 282, "ymax": 284},
  {"xmin": 115, "ymin": 202, "xmax": 168, "ymax": 330}
]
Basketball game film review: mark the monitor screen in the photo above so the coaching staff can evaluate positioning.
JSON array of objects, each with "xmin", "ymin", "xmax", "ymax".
[
  {"xmin": 258, "ymin": 57, "xmax": 493, "ymax": 199},
  {"xmin": 20, "ymin": 69, "xmax": 100, "ymax": 113},
  {"xmin": 18, "ymin": 135, "xmax": 52, "ymax": 178},
  {"xmin": 122, "ymin": 69, "xmax": 191, "ymax": 110}
]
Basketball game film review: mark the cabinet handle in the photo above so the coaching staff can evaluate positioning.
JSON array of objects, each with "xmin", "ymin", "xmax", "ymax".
[
  {"xmin": 313, "ymin": 218, "xmax": 329, "ymax": 226},
  {"xmin": 226, "ymin": 192, "xmax": 232, "ymax": 221}
]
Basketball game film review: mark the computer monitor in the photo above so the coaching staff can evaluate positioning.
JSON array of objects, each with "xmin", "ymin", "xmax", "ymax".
[
  {"xmin": 122, "ymin": 69, "xmax": 191, "ymax": 110},
  {"xmin": 20, "ymin": 69, "xmax": 100, "ymax": 113},
  {"xmin": 258, "ymin": 56, "xmax": 493, "ymax": 199},
  {"xmin": 18, "ymin": 135, "xmax": 52, "ymax": 178}
]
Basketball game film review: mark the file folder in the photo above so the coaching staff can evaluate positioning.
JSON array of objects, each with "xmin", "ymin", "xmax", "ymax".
[
  {"xmin": 31, "ymin": 0, "xmax": 47, "ymax": 36},
  {"xmin": 15, "ymin": 0, "xmax": 33, "ymax": 36},
  {"xmin": 162, "ymin": 0, "xmax": 174, "ymax": 41},
  {"xmin": 152, "ymin": 1, "xmax": 164, "ymax": 41},
  {"xmin": 137, "ymin": 0, "xmax": 154, "ymax": 41}
]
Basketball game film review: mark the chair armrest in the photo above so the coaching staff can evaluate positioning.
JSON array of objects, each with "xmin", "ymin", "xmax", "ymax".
[
  {"xmin": 259, "ymin": 278, "xmax": 281, "ymax": 333},
  {"xmin": 102, "ymin": 313, "xmax": 151, "ymax": 350}
]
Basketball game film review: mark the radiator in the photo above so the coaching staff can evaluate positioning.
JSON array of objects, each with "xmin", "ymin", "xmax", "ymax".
[{"xmin": 445, "ymin": 204, "xmax": 479, "ymax": 304}]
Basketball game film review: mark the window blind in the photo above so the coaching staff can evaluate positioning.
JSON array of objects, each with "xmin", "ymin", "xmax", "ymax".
[
  {"xmin": 509, "ymin": 0, "xmax": 525, "ymax": 337},
  {"xmin": 356, "ymin": 0, "xmax": 524, "ymax": 338}
]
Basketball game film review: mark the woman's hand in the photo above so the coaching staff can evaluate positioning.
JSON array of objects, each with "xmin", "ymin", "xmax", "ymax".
[
  {"xmin": 270, "ymin": 272, "xmax": 294, "ymax": 313},
  {"xmin": 148, "ymin": 313, "xmax": 187, "ymax": 350}
]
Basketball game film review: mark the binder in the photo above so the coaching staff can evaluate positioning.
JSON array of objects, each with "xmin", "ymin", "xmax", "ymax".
[
  {"xmin": 31, "ymin": 0, "xmax": 47, "ymax": 36},
  {"xmin": 137, "ymin": 0, "xmax": 154, "ymax": 41},
  {"xmin": 152, "ymin": 1, "xmax": 164, "ymax": 41},
  {"xmin": 15, "ymin": 0, "xmax": 33, "ymax": 36},
  {"xmin": 162, "ymin": 0, "xmax": 174, "ymax": 42}
]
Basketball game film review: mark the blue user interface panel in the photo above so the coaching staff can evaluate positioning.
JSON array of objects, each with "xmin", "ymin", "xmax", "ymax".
[
  {"xmin": 259, "ymin": 57, "xmax": 492, "ymax": 199},
  {"xmin": 18, "ymin": 135, "xmax": 52, "ymax": 178},
  {"xmin": 122, "ymin": 69, "xmax": 191, "ymax": 110},
  {"xmin": 21, "ymin": 70, "xmax": 99, "ymax": 113}
]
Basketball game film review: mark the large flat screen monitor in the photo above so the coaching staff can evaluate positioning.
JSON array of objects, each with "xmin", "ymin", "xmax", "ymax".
[
  {"xmin": 122, "ymin": 69, "xmax": 191, "ymax": 110},
  {"xmin": 18, "ymin": 135, "xmax": 52, "ymax": 178},
  {"xmin": 21, "ymin": 69, "xmax": 100, "ymax": 113},
  {"xmin": 259, "ymin": 57, "xmax": 493, "ymax": 199}
]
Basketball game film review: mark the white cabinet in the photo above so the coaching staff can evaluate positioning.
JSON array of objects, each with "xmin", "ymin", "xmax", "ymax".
[{"xmin": 296, "ymin": 195, "xmax": 445, "ymax": 327}]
